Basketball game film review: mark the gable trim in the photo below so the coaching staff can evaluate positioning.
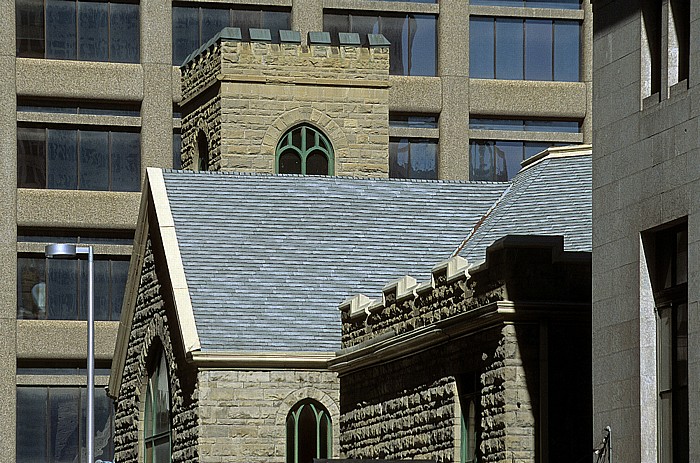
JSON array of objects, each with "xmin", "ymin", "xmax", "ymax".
[{"xmin": 189, "ymin": 351, "xmax": 334, "ymax": 369}]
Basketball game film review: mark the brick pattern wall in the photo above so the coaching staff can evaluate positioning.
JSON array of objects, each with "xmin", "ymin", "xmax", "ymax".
[
  {"xmin": 180, "ymin": 39, "xmax": 390, "ymax": 177},
  {"xmin": 196, "ymin": 369, "xmax": 340, "ymax": 463},
  {"xmin": 113, "ymin": 239, "xmax": 199, "ymax": 463}
]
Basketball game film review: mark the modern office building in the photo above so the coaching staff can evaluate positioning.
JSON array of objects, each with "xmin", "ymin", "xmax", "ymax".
[
  {"xmin": 592, "ymin": 1, "xmax": 698, "ymax": 463},
  {"xmin": 2, "ymin": 0, "xmax": 592, "ymax": 460}
]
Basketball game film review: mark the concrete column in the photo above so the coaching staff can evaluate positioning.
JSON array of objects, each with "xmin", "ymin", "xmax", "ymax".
[
  {"xmin": 438, "ymin": 0, "xmax": 470, "ymax": 179},
  {"xmin": 0, "ymin": 0, "xmax": 17, "ymax": 457},
  {"xmin": 141, "ymin": 0, "xmax": 175, "ymax": 173},
  {"xmin": 292, "ymin": 0, "xmax": 324, "ymax": 45}
]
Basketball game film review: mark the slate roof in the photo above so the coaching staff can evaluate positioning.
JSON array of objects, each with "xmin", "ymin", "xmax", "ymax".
[
  {"xmin": 161, "ymin": 172, "xmax": 508, "ymax": 353},
  {"xmin": 458, "ymin": 152, "xmax": 592, "ymax": 262}
]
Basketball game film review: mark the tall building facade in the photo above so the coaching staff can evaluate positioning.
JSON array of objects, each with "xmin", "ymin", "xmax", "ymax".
[
  {"xmin": 592, "ymin": 1, "xmax": 698, "ymax": 463},
  {"xmin": 2, "ymin": 0, "xmax": 592, "ymax": 460}
]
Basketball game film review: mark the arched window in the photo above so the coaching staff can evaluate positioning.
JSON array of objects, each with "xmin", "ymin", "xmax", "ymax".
[
  {"xmin": 286, "ymin": 399, "xmax": 332, "ymax": 463},
  {"xmin": 144, "ymin": 353, "xmax": 170, "ymax": 463},
  {"xmin": 196, "ymin": 129, "xmax": 209, "ymax": 171},
  {"xmin": 276, "ymin": 125, "xmax": 334, "ymax": 175},
  {"xmin": 460, "ymin": 398, "xmax": 477, "ymax": 463}
]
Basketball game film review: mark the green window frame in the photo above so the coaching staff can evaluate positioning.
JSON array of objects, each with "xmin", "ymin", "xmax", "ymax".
[
  {"xmin": 144, "ymin": 353, "xmax": 171, "ymax": 463},
  {"xmin": 276, "ymin": 125, "xmax": 334, "ymax": 175},
  {"xmin": 286, "ymin": 399, "xmax": 332, "ymax": 463}
]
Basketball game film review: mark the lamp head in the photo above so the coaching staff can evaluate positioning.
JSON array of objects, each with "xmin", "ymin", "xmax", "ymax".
[{"xmin": 45, "ymin": 243, "xmax": 78, "ymax": 258}]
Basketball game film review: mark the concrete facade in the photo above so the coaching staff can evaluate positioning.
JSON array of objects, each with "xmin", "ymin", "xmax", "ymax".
[
  {"xmin": 592, "ymin": 1, "xmax": 700, "ymax": 462},
  {"xmin": 332, "ymin": 238, "xmax": 592, "ymax": 463},
  {"xmin": 3, "ymin": 0, "xmax": 593, "ymax": 460}
]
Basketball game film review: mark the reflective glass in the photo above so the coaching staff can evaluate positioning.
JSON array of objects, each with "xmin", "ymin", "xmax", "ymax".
[
  {"xmin": 469, "ymin": 18, "xmax": 494, "ymax": 78},
  {"xmin": 47, "ymin": 129, "xmax": 78, "ymax": 189},
  {"xmin": 201, "ymin": 8, "xmax": 230, "ymax": 45},
  {"xmin": 16, "ymin": 388, "xmax": 48, "ymax": 461},
  {"xmin": 17, "ymin": 257, "xmax": 47, "ymax": 319},
  {"xmin": 389, "ymin": 139, "xmax": 410, "ymax": 178},
  {"xmin": 409, "ymin": 140, "xmax": 438, "ymax": 179},
  {"xmin": 408, "ymin": 15, "xmax": 437, "ymax": 76},
  {"xmin": 553, "ymin": 20, "xmax": 580, "ymax": 82},
  {"xmin": 173, "ymin": 133, "xmax": 182, "ymax": 169},
  {"xmin": 111, "ymin": 260, "xmax": 130, "ymax": 319},
  {"xmin": 382, "ymin": 15, "xmax": 407, "ymax": 75},
  {"xmin": 17, "ymin": 127, "xmax": 47, "ymax": 188},
  {"xmin": 46, "ymin": 0, "xmax": 77, "ymax": 59},
  {"xmin": 469, "ymin": 141, "xmax": 495, "ymax": 181},
  {"xmin": 524, "ymin": 142, "xmax": 551, "ymax": 158},
  {"xmin": 262, "ymin": 10, "xmax": 292, "ymax": 37},
  {"xmin": 155, "ymin": 355, "xmax": 170, "ymax": 435},
  {"xmin": 79, "ymin": 130, "xmax": 109, "ymax": 190},
  {"xmin": 110, "ymin": 3, "xmax": 140, "ymax": 63},
  {"xmin": 78, "ymin": 2, "xmax": 109, "ymax": 61},
  {"xmin": 524, "ymin": 119, "xmax": 579, "ymax": 132},
  {"xmin": 16, "ymin": 0, "xmax": 45, "ymax": 57},
  {"xmin": 172, "ymin": 7, "xmax": 199, "ymax": 64},
  {"xmin": 91, "ymin": 388, "xmax": 115, "ymax": 461},
  {"xmin": 470, "ymin": 119, "xmax": 524, "ymax": 130},
  {"xmin": 47, "ymin": 258, "xmax": 77, "ymax": 319},
  {"xmin": 389, "ymin": 115, "xmax": 438, "ymax": 129},
  {"xmin": 495, "ymin": 140, "xmax": 522, "ymax": 180},
  {"xmin": 350, "ymin": 14, "xmax": 380, "ymax": 44},
  {"xmin": 49, "ymin": 388, "xmax": 80, "ymax": 462},
  {"xmin": 528, "ymin": 0, "xmax": 581, "ymax": 8},
  {"xmin": 496, "ymin": 18, "xmax": 523, "ymax": 79},
  {"xmin": 111, "ymin": 131, "xmax": 141, "ymax": 191},
  {"xmin": 525, "ymin": 19, "xmax": 553, "ymax": 80},
  {"xmin": 81, "ymin": 259, "xmax": 110, "ymax": 320}
]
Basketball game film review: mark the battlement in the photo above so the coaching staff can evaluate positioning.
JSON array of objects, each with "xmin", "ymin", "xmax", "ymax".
[{"xmin": 181, "ymin": 28, "xmax": 391, "ymax": 103}]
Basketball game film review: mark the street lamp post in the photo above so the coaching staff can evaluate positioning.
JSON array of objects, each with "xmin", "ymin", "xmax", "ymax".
[{"xmin": 45, "ymin": 243, "xmax": 95, "ymax": 463}]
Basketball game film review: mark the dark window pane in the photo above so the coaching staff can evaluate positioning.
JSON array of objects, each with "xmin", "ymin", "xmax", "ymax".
[
  {"xmin": 46, "ymin": 0, "xmax": 77, "ymax": 60},
  {"xmin": 47, "ymin": 129, "xmax": 78, "ymax": 189},
  {"xmin": 78, "ymin": 2, "xmax": 109, "ymax": 61},
  {"xmin": 110, "ymin": 3, "xmax": 140, "ymax": 63},
  {"xmin": 528, "ymin": 0, "xmax": 581, "ymax": 8},
  {"xmin": 471, "ymin": 0, "xmax": 523, "ymax": 5},
  {"xmin": 524, "ymin": 119, "xmax": 579, "ymax": 132},
  {"xmin": 469, "ymin": 141, "xmax": 495, "ymax": 181},
  {"xmin": 279, "ymin": 151, "xmax": 301, "ymax": 174},
  {"xmin": 110, "ymin": 259, "xmax": 129, "ymax": 320},
  {"xmin": 92, "ymin": 388, "xmax": 115, "ymax": 460},
  {"xmin": 470, "ymin": 18, "xmax": 494, "ymax": 78},
  {"xmin": 525, "ymin": 19, "xmax": 553, "ymax": 80},
  {"xmin": 47, "ymin": 259, "xmax": 78, "ymax": 319},
  {"xmin": 110, "ymin": 131, "xmax": 141, "ymax": 191},
  {"xmin": 553, "ymin": 20, "xmax": 580, "ymax": 82},
  {"xmin": 496, "ymin": 18, "xmax": 523, "ymax": 79},
  {"xmin": 49, "ymin": 388, "xmax": 80, "ymax": 462},
  {"xmin": 17, "ymin": 257, "xmax": 47, "ymax": 319},
  {"xmin": 17, "ymin": 388, "xmax": 48, "ymax": 461},
  {"xmin": 79, "ymin": 130, "xmax": 109, "ymax": 190},
  {"xmin": 172, "ymin": 6, "xmax": 199, "ymax": 64},
  {"xmin": 17, "ymin": 127, "xmax": 47, "ymax": 188},
  {"xmin": 233, "ymin": 9, "xmax": 261, "ymax": 38},
  {"xmin": 324, "ymin": 13, "xmax": 349, "ymax": 40},
  {"xmin": 524, "ymin": 142, "xmax": 551, "ymax": 159},
  {"xmin": 306, "ymin": 152, "xmax": 329, "ymax": 175},
  {"xmin": 470, "ymin": 118, "xmax": 523, "ymax": 130},
  {"xmin": 82, "ymin": 259, "xmax": 110, "ymax": 320},
  {"xmin": 262, "ymin": 10, "xmax": 291, "ymax": 37},
  {"xmin": 409, "ymin": 141, "xmax": 437, "ymax": 179},
  {"xmin": 16, "ymin": 0, "xmax": 45, "ymax": 57},
  {"xmin": 495, "ymin": 140, "xmax": 523, "ymax": 180},
  {"xmin": 381, "ymin": 15, "xmax": 407, "ymax": 75},
  {"xmin": 173, "ymin": 133, "xmax": 182, "ymax": 169},
  {"xmin": 408, "ymin": 15, "xmax": 437, "ymax": 76},
  {"xmin": 389, "ymin": 115, "xmax": 438, "ymax": 129},
  {"xmin": 201, "ymin": 7, "xmax": 230, "ymax": 45},
  {"xmin": 389, "ymin": 139, "xmax": 409, "ymax": 178}
]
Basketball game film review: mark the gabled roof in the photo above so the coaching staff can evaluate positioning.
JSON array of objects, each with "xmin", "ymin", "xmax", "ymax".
[
  {"xmin": 456, "ymin": 145, "xmax": 592, "ymax": 262},
  {"xmin": 160, "ymin": 171, "xmax": 508, "ymax": 353}
]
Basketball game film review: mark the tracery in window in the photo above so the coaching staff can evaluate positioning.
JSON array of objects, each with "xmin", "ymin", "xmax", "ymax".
[
  {"xmin": 276, "ymin": 125, "xmax": 334, "ymax": 176},
  {"xmin": 144, "ymin": 353, "xmax": 170, "ymax": 463},
  {"xmin": 286, "ymin": 399, "xmax": 332, "ymax": 463}
]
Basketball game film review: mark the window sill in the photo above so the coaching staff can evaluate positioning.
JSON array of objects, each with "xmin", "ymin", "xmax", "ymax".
[
  {"xmin": 641, "ymin": 92, "xmax": 660, "ymax": 112},
  {"xmin": 669, "ymin": 79, "xmax": 688, "ymax": 98}
]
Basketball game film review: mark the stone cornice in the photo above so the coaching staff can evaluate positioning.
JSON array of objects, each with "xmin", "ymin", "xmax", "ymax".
[{"xmin": 189, "ymin": 351, "xmax": 335, "ymax": 369}]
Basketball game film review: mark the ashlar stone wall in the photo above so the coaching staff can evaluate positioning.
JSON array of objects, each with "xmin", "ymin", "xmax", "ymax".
[
  {"xmin": 196, "ymin": 369, "xmax": 340, "ymax": 463},
  {"xmin": 113, "ymin": 238, "xmax": 199, "ymax": 463},
  {"xmin": 180, "ymin": 32, "xmax": 390, "ymax": 177}
]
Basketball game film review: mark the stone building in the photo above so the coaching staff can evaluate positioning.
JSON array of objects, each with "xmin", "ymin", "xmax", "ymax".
[
  {"xmin": 108, "ymin": 145, "xmax": 592, "ymax": 463},
  {"xmin": 5, "ymin": 0, "xmax": 593, "ymax": 458},
  {"xmin": 591, "ymin": 1, "xmax": 700, "ymax": 462},
  {"xmin": 333, "ymin": 148, "xmax": 592, "ymax": 463}
]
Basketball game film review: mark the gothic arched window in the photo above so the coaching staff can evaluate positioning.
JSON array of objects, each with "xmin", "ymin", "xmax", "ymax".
[
  {"xmin": 276, "ymin": 125, "xmax": 334, "ymax": 175},
  {"xmin": 286, "ymin": 399, "xmax": 332, "ymax": 463},
  {"xmin": 144, "ymin": 353, "xmax": 170, "ymax": 463}
]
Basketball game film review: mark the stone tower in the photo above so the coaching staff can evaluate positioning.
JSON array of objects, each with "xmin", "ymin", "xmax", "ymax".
[{"xmin": 179, "ymin": 28, "xmax": 390, "ymax": 177}]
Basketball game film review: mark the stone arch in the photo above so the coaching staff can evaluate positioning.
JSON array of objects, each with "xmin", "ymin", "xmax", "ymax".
[
  {"xmin": 262, "ymin": 108, "xmax": 349, "ymax": 173},
  {"xmin": 275, "ymin": 386, "xmax": 340, "ymax": 428}
]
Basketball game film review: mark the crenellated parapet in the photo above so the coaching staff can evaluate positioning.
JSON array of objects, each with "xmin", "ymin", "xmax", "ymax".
[
  {"xmin": 338, "ymin": 235, "xmax": 591, "ymax": 350},
  {"xmin": 179, "ymin": 27, "xmax": 391, "ymax": 177}
]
